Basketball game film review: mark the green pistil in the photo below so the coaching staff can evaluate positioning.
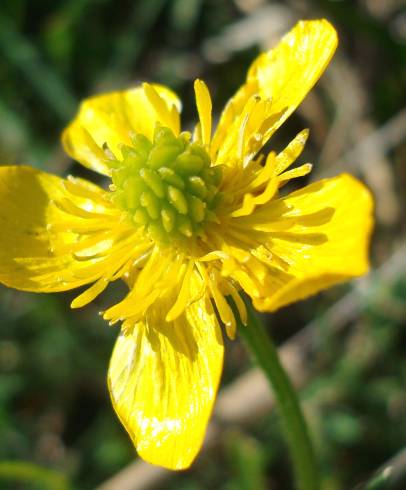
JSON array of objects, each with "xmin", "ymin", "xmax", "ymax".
[{"xmin": 108, "ymin": 125, "xmax": 223, "ymax": 242}]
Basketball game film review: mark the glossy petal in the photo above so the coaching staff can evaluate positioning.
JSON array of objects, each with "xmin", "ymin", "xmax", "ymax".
[
  {"xmin": 212, "ymin": 19, "xmax": 337, "ymax": 164},
  {"xmin": 234, "ymin": 174, "xmax": 373, "ymax": 311},
  {"xmin": 248, "ymin": 19, "xmax": 337, "ymax": 129},
  {"xmin": 62, "ymin": 85, "xmax": 181, "ymax": 175},
  {"xmin": 0, "ymin": 165, "xmax": 119, "ymax": 292},
  {"xmin": 108, "ymin": 296, "xmax": 224, "ymax": 470}
]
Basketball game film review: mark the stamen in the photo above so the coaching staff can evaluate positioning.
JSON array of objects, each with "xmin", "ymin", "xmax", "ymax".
[
  {"xmin": 143, "ymin": 83, "xmax": 180, "ymax": 136},
  {"xmin": 71, "ymin": 277, "xmax": 109, "ymax": 308},
  {"xmin": 278, "ymin": 163, "xmax": 312, "ymax": 185},
  {"xmin": 166, "ymin": 260, "xmax": 194, "ymax": 321},
  {"xmin": 194, "ymin": 79, "xmax": 212, "ymax": 146},
  {"xmin": 275, "ymin": 128, "xmax": 309, "ymax": 174}
]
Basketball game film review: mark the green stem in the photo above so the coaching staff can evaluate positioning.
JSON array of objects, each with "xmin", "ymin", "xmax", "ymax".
[{"xmin": 238, "ymin": 301, "xmax": 320, "ymax": 490}]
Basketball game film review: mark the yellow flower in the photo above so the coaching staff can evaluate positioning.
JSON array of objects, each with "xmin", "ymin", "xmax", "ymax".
[{"xmin": 0, "ymin": 20, "xmax": 372, "ymax": 469}]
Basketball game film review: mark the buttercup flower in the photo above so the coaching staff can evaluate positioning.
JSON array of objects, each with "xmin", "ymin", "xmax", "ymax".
[{"xmin": 0, "ymin": 20, "xmax": 372, "ymax": 469}]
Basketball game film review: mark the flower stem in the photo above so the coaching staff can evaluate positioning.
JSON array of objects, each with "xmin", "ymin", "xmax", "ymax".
[{"xmin": 238, "ymin": 301, "xmax": 320, "ymax": 490}]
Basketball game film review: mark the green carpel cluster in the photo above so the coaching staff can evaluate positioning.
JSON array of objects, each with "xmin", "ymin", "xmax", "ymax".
[{"xmin": 109, "ymin": 125, "xmax": 223, "ymax": 242}]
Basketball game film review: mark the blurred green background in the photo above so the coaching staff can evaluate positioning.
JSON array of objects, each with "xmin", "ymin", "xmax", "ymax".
[{"xmin": 0, "ymin": 0, "xmax": 405, "ymax": 489}]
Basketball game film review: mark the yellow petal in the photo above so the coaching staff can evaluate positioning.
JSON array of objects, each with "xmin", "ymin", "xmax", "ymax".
[
  {"xmin": 62, "ymin": 85, "xmax": 181, "ymax": 175},
  {"xmin": 236, "ymin": 174, "xmax": 373, "ymax": 312},
  {"xmin": 212, "ymin": 19, "xmax": 337, "ymax": 164},
  {"xmin": 108, "ymin": 296, "xmax": 224, "ymax": 470},
  {"xmin": 248, "ymin": 19, "xmax": 337, "ymax": 128},
  {"xmin": 0, "ymin": 165, "xmax": 119, "ymax": 292}
]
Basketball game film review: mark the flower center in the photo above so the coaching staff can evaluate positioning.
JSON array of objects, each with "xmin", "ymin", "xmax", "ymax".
[{"xmin": 110, "ymin": 125, "xmax": 223, "ymax": 242}]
